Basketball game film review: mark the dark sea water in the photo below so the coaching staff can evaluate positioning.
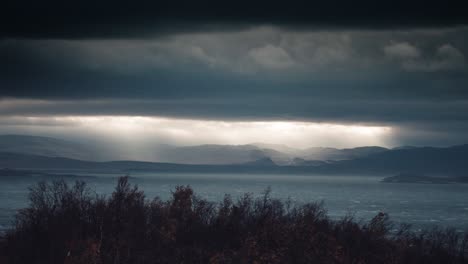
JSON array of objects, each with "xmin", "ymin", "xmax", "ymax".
[{"xmin": 1, "ymin": 172, "xmax": 468, "ymax": 233}]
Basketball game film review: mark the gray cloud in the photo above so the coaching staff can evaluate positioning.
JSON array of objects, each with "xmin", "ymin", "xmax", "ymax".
[
  {"xmin": 2, "ymin": 27, "xmax": 467, "ymax": 78},
  {"xmin": 1, "ymin": 26, "xmax": 468, "ymax": 146},
  {"xmin": 384, "ymin": 42, "xmax": 421, "ymax": 59},
  {"xmin": 248, "ymin": 44, "xmax": 295, "ymax": 69},
  {"xmin": 2, "ymin": 0, "xmax": 468, "ymax": 39},
  {"xmin": 2, "ymin": 98, "xmax": 468, "ymax": 125},
  {"xmin": 384, "ymin": 41, "xmax": 466, "ymax": 72},
  {"xmin": 402, "ymin": 44, "xmax": 465, "ymax": 72}
]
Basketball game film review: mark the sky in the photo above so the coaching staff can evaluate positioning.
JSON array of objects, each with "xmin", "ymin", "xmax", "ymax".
[{"xmin": 1, "ymin": 0, "xmax": 468, "ymax": 149}]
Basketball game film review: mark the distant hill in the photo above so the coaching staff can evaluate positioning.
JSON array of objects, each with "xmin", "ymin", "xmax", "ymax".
[
  {"xmin": 299, "ymin": 146, "xmax": 389, "ymax": 161},
  {"xmin": 290, "ymin": 158, "xmax": 329, "ymax": 166},
  {"xmin": 381, "ymin": 173, "xmax": 468, "ymax": 184},
  {"xmin": 0, "ymin": 135, "xmax": 96, "ymax": 160},
  {"xmin": 392, "ymin": 146, "xmax": 418, "ymax": 150},
  {"xmin": 0, "ymin": 134, "xmax": 390, "ymax": 165},
  {"xmin": 241, "ymin": 157, "xmax": 277, "ymax": 166},
  {"xmin": 0, "ymin": 152, "xmax": 103, "ymax": 170},
  {"xmin": 2, "ymin": 135, "xmax": 467, "ymax": 176},
  {"xmin": 251, "ymin": 143, "xmax": 389, "ymax": 161},
  {"xmin": 1, "ymin": 144, "xmax": 467, "ymax": 176},
  {"xmin": 150, "ymin": 144, "xmax": 388, "ymax": 165},
  {"xmin": 315, "ymin": 144, "xmax": 468, "ymax": 176},
  {"xmin": 154, "ymin": 144, "xmax": 289, "ymax": 165},
  {"xmin": 0, "ymin": 152, "xmax": 282, "ymax": 173}
]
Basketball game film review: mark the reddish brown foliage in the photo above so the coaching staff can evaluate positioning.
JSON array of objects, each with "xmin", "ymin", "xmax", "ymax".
[{"xmin": 4, "ymin": 176, "xmax": 468, "ymax": 264}]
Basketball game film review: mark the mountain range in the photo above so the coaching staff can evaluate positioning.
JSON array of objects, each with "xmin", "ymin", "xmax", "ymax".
[
  {"xmin": 0, "ymin": 135, "xmax": 389, "ymax": 165},
  {"xmin": 0, "ymin": 134, "xmax": 467, "ymax": 176}
]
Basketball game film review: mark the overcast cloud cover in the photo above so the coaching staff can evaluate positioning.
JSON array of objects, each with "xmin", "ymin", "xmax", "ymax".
[{"xmin": 1, "ymin": 0, "xmax": 468, "ymax": 148}]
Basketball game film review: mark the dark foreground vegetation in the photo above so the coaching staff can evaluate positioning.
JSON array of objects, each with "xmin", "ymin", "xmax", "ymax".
[{"xmin": 2, "ymin": 177, "xmax": 468, "ymax": 264}]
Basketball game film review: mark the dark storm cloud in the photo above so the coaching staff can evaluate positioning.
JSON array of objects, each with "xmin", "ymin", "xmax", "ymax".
[
  {"xmin": 1, "ymin": 0, "xmax": 468, "ymax": 39},
  {"xmin": 1, "ymin": 3, "xmax": 468, "ymax": 147},
  {"xmin": 1, "ymin": 28, "xmax": 467, "ymax": 104},
  {"xmin": 2, "ymin": 98, "xmax": 468, "ymax": 124}
]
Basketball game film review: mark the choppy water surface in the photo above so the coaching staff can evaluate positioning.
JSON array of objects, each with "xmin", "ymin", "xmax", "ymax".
[{"xmin": 1, "ymin": 172, "xmax": 468, "ymax": 232}]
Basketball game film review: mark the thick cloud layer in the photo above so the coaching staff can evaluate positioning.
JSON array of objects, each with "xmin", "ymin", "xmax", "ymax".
[
  {"xmin": 2, "ymin": 0, "xmax": 468, "ymax": 39},
  {"xmin": 1, "ymin": 27, "xmax": 467, "ymax": 105},
  {"xmin": 1, "ymin": 8, "xmax": 468, "ymax": 147}
]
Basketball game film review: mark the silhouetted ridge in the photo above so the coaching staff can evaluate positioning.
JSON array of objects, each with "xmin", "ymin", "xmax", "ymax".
[{"xmin": 242, "ymin": 157, "xmax": 277, "ymax": 166}]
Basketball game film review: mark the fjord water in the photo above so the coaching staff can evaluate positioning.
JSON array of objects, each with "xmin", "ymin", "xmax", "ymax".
[{"xmin": 1, "ymin": 173, "xmax": 468, "ymax": 233}]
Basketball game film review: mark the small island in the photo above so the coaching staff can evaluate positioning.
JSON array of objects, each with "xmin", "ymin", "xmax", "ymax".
[{"xmin": 382, "ymin": 173, "xmax": 468, "ymax": 184}]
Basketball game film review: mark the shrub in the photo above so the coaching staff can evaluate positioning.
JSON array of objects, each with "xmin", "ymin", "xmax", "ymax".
[{"xmin": 3, "ymin": 176, "xmax": 468, "ymax": 264}]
